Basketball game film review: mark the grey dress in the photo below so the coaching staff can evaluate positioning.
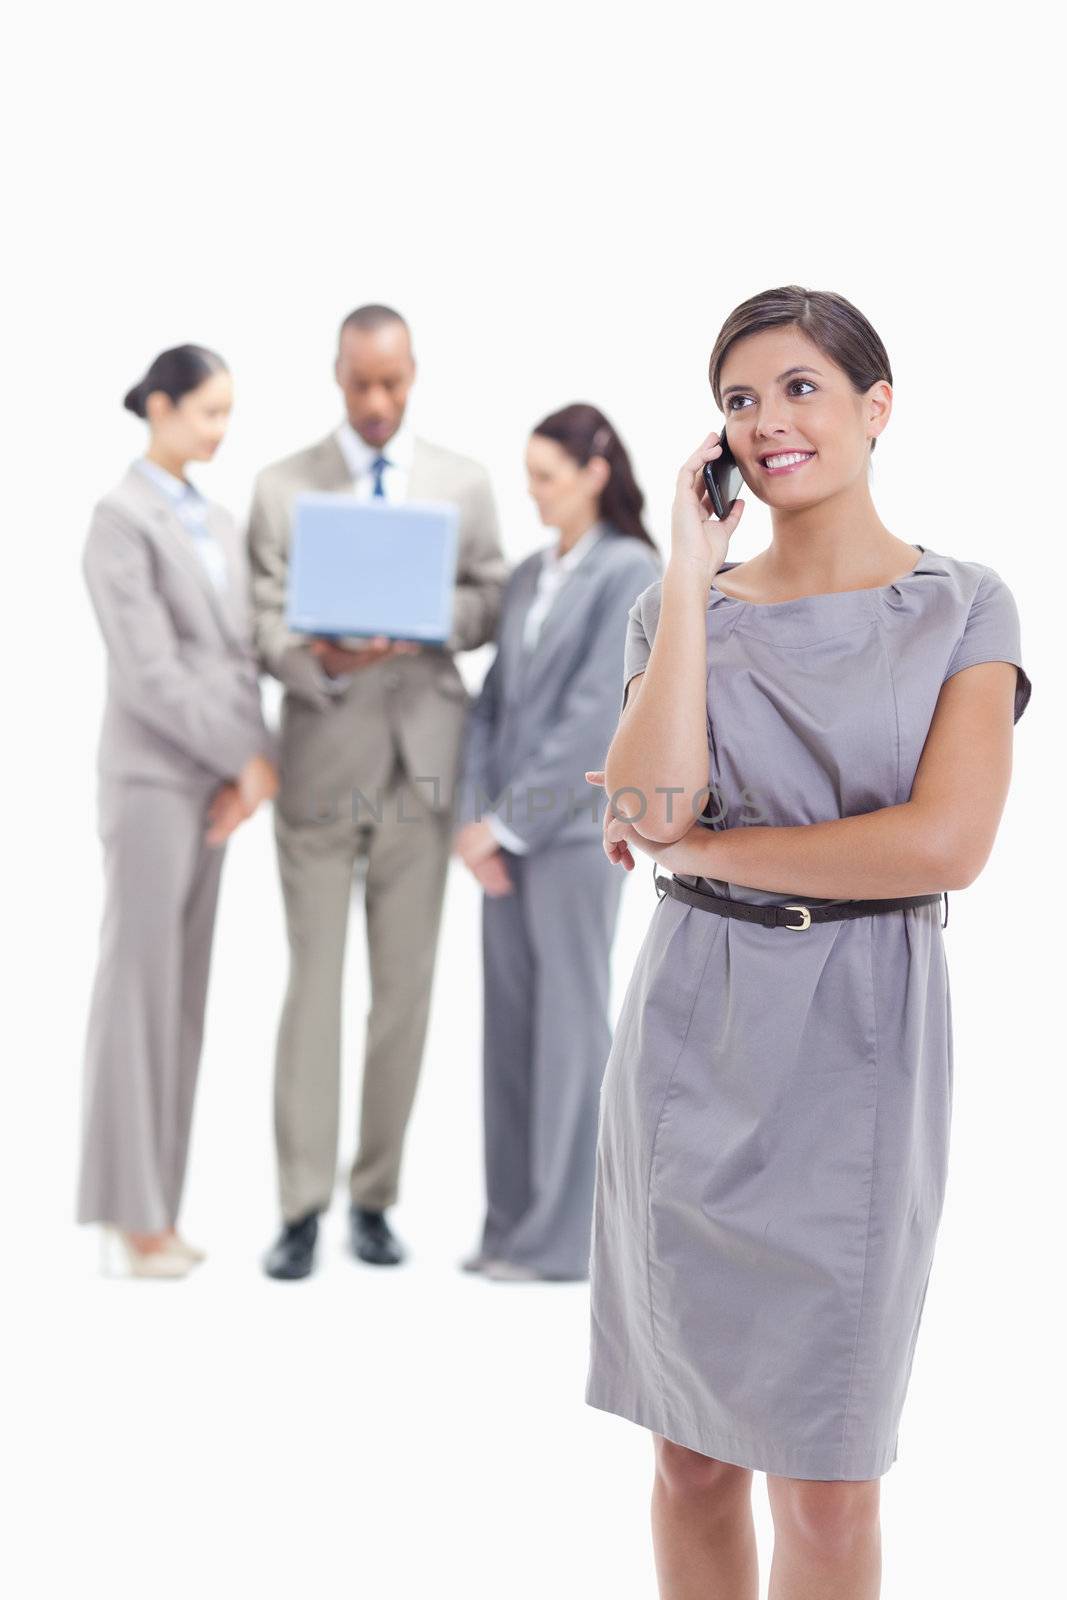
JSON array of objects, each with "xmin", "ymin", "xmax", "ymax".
[{"xmin": 585, "ymin": 545, "xmax": 1031, "ymax": 1480}]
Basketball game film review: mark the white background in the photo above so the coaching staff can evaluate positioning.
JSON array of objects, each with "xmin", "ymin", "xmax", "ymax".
[{"xmin": 4, "ymin": 3, "xmax": 1060, "ymax": 1596}]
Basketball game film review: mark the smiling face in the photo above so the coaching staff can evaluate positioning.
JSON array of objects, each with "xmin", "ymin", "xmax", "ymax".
[
  {"xmin": 335, "ymin": 321, "xmax": 416, "ymax": 448},
  {"xmin": 145, "ymin": 368, "xmax": 233, "ymax": 463},
  {"xmin": 718, "ymin": 325, "xmax": 891, "ymax": 510}
]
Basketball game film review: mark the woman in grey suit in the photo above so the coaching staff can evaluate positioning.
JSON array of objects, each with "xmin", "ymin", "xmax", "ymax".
[
  {"xmin": 452, "ymin": 403, "xmax": 660, "ymax": 1281},
  {"xmin": 78, "ymin": 345, "xmax": 278, "ymax": 1277}
]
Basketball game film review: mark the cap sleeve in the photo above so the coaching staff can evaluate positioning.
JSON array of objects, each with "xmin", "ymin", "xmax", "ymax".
[
  {"xmin": 942, "ymin": 565, "xmax": 1032, "ymax": 724},
  {"xmin": 622, "ymin": 581, "xmax": 662, "ymax": 711}
]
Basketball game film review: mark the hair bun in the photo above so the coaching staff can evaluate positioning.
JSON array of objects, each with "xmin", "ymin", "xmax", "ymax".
[{"xmin": 123, "ymin": 379, "xmax": 147, "ymax": 417}]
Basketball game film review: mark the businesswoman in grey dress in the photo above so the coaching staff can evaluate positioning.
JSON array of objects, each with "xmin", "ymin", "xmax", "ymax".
[
  {"xmin": 78, "ymin": 345, "xmax": 278, "ymax": 1277},
  {"xmin": 452, "ymin": 404, "xmax": 661, "ymax": 1281},
  {"xmin": 584, "ymin": 288, "xmax": 1031, "ymax": 1596}
]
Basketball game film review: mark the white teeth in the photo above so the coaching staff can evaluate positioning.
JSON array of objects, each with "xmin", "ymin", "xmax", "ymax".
[{"xmin": 763, "ymin": 451, "xmax": 813, "ymax": 469}]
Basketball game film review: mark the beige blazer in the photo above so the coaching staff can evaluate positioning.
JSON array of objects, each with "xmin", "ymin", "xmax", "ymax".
[
  {"xmin": 84, "ymin": 464, "xmax": 275, "ymax": 791},
  {"xmin": 247, "ymin": 431, "xmax": 507, "ymax": 823}
]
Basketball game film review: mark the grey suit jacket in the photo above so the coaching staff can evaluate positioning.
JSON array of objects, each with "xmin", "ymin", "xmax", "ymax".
[
  {"xmin": 247, "ymin": 431, "xmax": 507, "ymax": 824},
  {"xmin": 84, "ymin": 464, "xmax": 276, "ymax": 791},
  {"xmin": 456, "ymin": 526, "xmax": 662, "ymax": 852}
]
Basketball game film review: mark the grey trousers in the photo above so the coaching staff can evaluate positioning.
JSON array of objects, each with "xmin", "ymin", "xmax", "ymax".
[
  {"xmin": 77, "ymin": 778, "xmax": 225, "ymax": 1232},
  {"xmin": 272, "ymin": 754, "xmax": 452, "ymax": 1221},
  {"xmin": 478, "ymin": 841, "xmax": 625, "ymax": 1279}
]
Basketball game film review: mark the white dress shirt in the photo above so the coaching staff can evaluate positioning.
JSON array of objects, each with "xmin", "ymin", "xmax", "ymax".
[
  {"xmin": 334, "ymin": 416, "xmax": 415, "ymax": 502},
  {"xmin": 485, "ymin": 521, "xmax": 608, "ymax": 855},
  {"xmin": 135, "ymin": 457, "xmax": 229, "ymax": 594},
  {"xmin": 521, "ymin": 520, "xmax": 606, "ymax": 652},
  {"xmin": 316, "ymin": 418, "xmax": 418, "ymax": 694}
]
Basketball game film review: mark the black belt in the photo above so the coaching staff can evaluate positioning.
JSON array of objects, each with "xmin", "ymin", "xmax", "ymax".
[{"xmin": 654, "ymin": 871, "xmax": 948, "ymax": 931}]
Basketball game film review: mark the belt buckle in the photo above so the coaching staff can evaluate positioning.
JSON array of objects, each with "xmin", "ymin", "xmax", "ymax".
[{"xmin": 782, "ymin": 903, "xmax": 812, "ymax": 931}]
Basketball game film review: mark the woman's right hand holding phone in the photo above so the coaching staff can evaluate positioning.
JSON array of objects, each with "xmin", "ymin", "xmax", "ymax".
[{"xmin": 670, "ymin": 430, "xmax": 745, "ymax": 584}]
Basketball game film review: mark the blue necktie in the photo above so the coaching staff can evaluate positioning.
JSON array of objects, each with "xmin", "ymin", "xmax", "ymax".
[{"xmin": 371, "ymin": 454, "xmax": 390, "ymax": 498}]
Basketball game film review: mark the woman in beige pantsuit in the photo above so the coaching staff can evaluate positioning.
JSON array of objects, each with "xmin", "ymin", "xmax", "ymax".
[{"xmin": 77, "ymin": 345, "xmax": 278, "ymax": 1277}]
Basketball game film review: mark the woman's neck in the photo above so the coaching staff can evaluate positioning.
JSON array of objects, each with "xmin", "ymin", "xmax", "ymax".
[
  {"xmin": 555, "ymin": 510, "xmax": 599, "ymax": 557},
  {"xmin": 144, "ymin": 442, "xmax": 190, "ymax": 483},
  {"xmin": 759, "ymin": 478, "xmax": 911, "ymax": 591}
]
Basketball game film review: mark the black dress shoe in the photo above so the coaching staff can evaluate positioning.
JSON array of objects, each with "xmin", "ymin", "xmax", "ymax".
[
  {"xmin": 263, "ymin": 1212, "xmax": 318, "ymax": 1279},
  {"xmin": 349, "ymin": 1204, "xmax": 404, "ymax": 1265}
]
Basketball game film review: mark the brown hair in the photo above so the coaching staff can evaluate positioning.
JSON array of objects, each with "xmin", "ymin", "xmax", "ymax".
[
  {"xmin": 708, "ymin": 286, "xmax": 892, "ymax": 453},
  {"xmin": 531, "ymin": 402, "xmax": 657, "ymax": 549},
  {"xmin": 123, "ymin": 344, "xmax": 227, "ymax": 418}
]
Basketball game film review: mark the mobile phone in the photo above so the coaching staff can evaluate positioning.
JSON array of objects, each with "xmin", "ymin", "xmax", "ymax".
[{"xmin": 701, "ymin": 427, "xmax": 743, "ymax": 520}]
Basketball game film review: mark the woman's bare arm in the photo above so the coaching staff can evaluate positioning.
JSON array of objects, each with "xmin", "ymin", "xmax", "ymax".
[
  {"xmin": 603, "ymin": 563, "xmax": 712, "ymax": 842},
  {"xmin": 615, "ymin": 659, "xmax": 1018, "ymax": 897},
  {"xmin": 603, "ymin": 433, "xmax": 745, "ymax": 844}
]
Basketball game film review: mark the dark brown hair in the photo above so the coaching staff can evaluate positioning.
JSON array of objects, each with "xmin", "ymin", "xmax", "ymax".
[
  {"xmin": 124, "ymin": 344, "xmax": 227, "ymax": 418},
  {"xmin": 531, "ymin": 402, "xmax": 657, "ymax": 549},
  {"xmin": 708, "ymin": 286, "xmax": 892, "ymax": 454}
]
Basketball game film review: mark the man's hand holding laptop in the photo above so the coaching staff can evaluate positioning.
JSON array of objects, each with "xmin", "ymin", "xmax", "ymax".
[{"xmin": 308, "ymin": 635, "xmax": 425, "ymax": 676}]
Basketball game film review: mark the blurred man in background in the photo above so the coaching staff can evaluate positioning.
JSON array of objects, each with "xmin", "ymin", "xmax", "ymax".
[{"xmin": 248, "ymin": 304, "xmax": 507, "ymax": 1279}]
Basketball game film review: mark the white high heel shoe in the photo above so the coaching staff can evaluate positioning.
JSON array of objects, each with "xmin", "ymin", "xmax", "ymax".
[
  {"xmin": 482, "ymin": 1259, "xmax": 545, "ymax": 1282},
  {"xmin": 165, "ymin": 1233, "xmax": 206, "ymax": 1265},
  {"xmin": 459, "ymin": 1252, "xmax": 496, "ymax": 1273},
  {"xmin": 100, "ymin": 1228, "xmax": 192, "ymax": 1279}
]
